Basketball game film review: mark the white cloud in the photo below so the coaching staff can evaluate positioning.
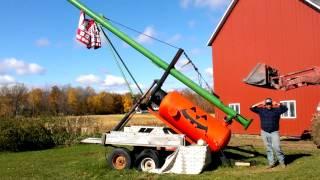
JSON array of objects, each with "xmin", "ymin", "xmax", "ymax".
[
  {"xmin": 180, "ymin": 0, "xmax": 229, "ymax": 9},
  {"xmin": 180, "ymin": 0, "xmax": 191, "ymax": 9},
  {"xmin": 194, "ymin": 0, "xmax": 229, "ymax": 8},
  {"xmin": 103, "ymin": 75, "xmax": 126, "ymax": 87},
  {"xmin": 99, "ymin": 74, "xmax": 145, "ymax": 94},
  {"xmin": 136, "ymin": 26, "xmax": 156, "ymax": 44},
  {"xmin": 166, "ymin": 34, "xmax": 182, "ymax": 44},
  {"xmin": 76, "ymin": 74, "xmax": 101, "ymax": 85},
  {"xmin": 131, "ymin": 83, "xmax": 144, "ymax": 91},
  {"xmin": 0, "ymin": 58, "xmax": 45, "ymax": 75},
  {"xmin": 35, "ymin": 38, "xmax": 50, "ymax": 47},
  {"xmin": 205, "ymin": 67, "xmax": 213, "ymax": 76},
  {"xmin": 0, "ymin": 75, "xmax": 15, "ymax": 84},
  {"xmin": 28, "ymin": 63, "xmax": 45, "ymax": 74}
]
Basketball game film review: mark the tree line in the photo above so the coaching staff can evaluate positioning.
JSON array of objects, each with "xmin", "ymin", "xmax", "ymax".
[
  {"xmin": 0, "ymin": 84, "xmax": 134, "ymax": 117},
  {"xmin": 0, "ymin": 84, "xmax": 214, "ymax": 117}
]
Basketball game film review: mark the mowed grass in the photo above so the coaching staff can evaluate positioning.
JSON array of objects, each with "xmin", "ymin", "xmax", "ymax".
[
  {"xmin": 0, "ymin": 138, "xmax": 319, "ymax": 179},
  {"xmin": 1, "ymin": 114, "xmax": 319, "ymax": 179}
]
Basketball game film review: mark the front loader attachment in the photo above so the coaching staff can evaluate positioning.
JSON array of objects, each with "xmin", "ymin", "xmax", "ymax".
[
  {"xmin": 244, "ymin": 63, "xmax": 320, "ymax": 91},
  {"xmin": 243, "ymin": 63, "xmax": 279, "ymax": 89}
]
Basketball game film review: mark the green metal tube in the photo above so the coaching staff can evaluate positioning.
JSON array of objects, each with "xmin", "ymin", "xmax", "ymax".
[{"xmin": 67, "ymin": 0, "xmax": 252, "ymax": 129}]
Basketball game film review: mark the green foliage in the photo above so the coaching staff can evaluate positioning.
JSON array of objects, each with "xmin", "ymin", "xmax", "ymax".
[
  {"xmin": 0, "ymin": 117, "xmax": 54, "ymax": 151},
  {"xmin": 0, "ymin": 116, "xmax": 100, "ymax": 152}
]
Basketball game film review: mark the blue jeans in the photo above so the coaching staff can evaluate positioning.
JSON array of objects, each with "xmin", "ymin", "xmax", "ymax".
[{"xmin": 261, "ymin": 130, "xmax": 285, "ymax": 165}]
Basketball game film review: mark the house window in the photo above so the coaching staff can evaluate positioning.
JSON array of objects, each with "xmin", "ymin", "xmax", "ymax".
[
  {"xmin": 280, "ymin": 100, "xmax": 297, "ymax": 119},
  {"xmin": 304, "ymin": 0, "xmax": 320, "ymax": 10},
  {"xmin": 229, "ymin": 103, "xmax": 240, "ymax": 114}
]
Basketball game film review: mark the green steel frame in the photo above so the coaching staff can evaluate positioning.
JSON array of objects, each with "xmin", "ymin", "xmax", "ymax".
[{"xmin": 67, "ymin": 0, "xmax": 252, "ymax": 129}]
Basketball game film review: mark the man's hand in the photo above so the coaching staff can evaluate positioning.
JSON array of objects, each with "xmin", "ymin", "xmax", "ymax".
[
  {"xmin": 251, "ymin": 100, "xmax": 265, "ymax": 108},
  {"xmin": 272, "ymin": 101, "xmax": 281, "ymax": 107}
]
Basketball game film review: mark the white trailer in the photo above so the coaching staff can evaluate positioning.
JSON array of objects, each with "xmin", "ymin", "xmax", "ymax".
[{"xmin": 82, "ymin": 126, "xmax": 210, "ymax": 174}]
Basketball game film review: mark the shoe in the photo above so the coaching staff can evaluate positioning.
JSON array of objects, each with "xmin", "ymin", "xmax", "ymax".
[
  {"xmin": 266, "ymin": 164, "xmax": 277, "ymax": 169},
  {"xmin": 280, "ymin": 164, "xmax": 286, "ymax": 168}
]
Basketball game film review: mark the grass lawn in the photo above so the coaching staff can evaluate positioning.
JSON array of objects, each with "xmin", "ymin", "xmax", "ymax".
[{"xmin": 1, "ymin": 137, "xmax": 319, "ymax": 180}]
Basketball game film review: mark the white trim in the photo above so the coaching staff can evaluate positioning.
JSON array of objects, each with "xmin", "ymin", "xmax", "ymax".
[
  {"xmin": 304, "ymin": 0, "xmax": 320, "ymax": 10},
  {"xmin": 207, "ymin": 0, "xmax": 320, "ymax": 46},
  {"xmin": 228, "ymin": 103, "xmax": 241, "ymax": 114},
  {"xmin": 206, "ymin": 0, "xmax": 238, "ymax": 46},
  {"xmin": 280, "ymin": 100, "xmax": 297, "ymax": 119}
]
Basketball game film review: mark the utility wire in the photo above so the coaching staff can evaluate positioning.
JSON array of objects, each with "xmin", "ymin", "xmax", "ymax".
[
  {"xmin": 183, "ymin": 52, "xmax": 213, "ymax": 92},
  {"xmin": 102, "ymin": 16, "xmax": 213, "ymax": 92},
  {"xmin": 103, "ymin": 16, "xmax": 180, "ymax": 49},
  {"xmin": 99, "ymin": 25, "xmax": 143, "ymax": 95}
]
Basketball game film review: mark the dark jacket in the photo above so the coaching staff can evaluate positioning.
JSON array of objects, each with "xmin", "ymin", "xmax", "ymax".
[{"xmin": 250, "ymin": 105, "xmax": 288, "ymax": 133}]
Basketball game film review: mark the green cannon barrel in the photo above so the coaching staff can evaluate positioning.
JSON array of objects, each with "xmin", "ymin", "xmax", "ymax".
[{"xmin": 67, "ymin": 0, "xmax": 252, "ymax": 129}]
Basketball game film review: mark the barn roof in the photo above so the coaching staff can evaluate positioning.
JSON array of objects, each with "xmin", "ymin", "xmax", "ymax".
[
  {"xmin": 206, "ymin": 0, "xmax": 320, "ymax": 46},
  {"xmin": 206, "ymin": 0, "xmax": 238, "ymax": 46}
]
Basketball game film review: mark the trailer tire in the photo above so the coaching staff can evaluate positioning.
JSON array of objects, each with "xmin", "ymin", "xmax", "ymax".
[
  {"xmin": 135, "ymin": 149, "xmax": 160, "ymax": 172},
  {"xmin": 108, "ymin": 148, "xmax": 132, "ymax": 170}
]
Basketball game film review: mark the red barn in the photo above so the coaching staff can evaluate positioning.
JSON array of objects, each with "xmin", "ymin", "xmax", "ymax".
[{"xmin": 207, "ymin": 0, "xmax": 320, "ymax": 136}]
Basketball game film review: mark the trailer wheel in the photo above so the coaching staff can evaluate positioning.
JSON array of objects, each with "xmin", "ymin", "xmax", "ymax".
[
  {"xmin": 108, "ymin": 148, "xmax": 132, "ymax": 170},
  {"xmin": 135, "ymin": 149, "xmax": 160, "ymax": 172}
]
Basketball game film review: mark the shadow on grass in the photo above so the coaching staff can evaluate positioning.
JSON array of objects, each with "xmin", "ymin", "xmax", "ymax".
[
  {"xmin": 281, "ymin": 130, "xmax": 312, "ymax": 141},
  {"xmin": 205, "ymin": 145, "xmax": 312, "ymax": 171},
  {"xmin": 205, "ymin": 145, "xmax": 266, "ymax": 171},
  {"xmin": 286, "ymin": 153, "xmax": 311, "ymax": 165}
]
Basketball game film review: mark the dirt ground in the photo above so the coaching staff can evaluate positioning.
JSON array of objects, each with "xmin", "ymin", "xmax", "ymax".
[{"xmin": 229, "ymin": 134, "xmax": 317, "ymax": 151}]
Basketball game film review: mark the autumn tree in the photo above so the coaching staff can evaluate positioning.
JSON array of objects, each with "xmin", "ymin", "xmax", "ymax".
[
  {"xmin": 0, "ymin": 88, "xmax": 12, "ymax": 117},
  {"xmin": 99, "ymin": 92, "xmax": 114, "ymax": 114},
  {"xmin": 48, "ymin": 86, "xmax": 65, "ymax": 115},
  {"xmin": 122, "ymin": 93, "xmax": 133, "ymax": 113},
  {"xmin": 112, "ymin": 93, "xmax": 124, "ymax": 114},
  {"xmin": 28, "ymin": 88, "xmax": 44, "ymax": 116},
  {"xmin": 0, "ymin": 83, "xmax": 137, "ymax": 117},
  {"xmin": 66, "ymin": 88, "xmax": 79, "ymax": 115},
  {"xmin": 0, "ymin": 84, "xmax": 28, "ymax": 116},
  {"xmin": 181, "ymin": 89, "xmax": 215, "ymax": 113},
  {"xmin": 77, "ymin": 87, "xmax": 96, "ymax": 115}
]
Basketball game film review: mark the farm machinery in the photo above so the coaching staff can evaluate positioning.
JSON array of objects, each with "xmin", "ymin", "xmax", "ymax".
[
  {"xmin": 244, "ymin": 63, "xmax": 320, "ymax": 91},
  {"xmin": 68, "ymin": 0, "xmax": 252, "ymax": 173},
  {"xmin": 244, "ymin": 63, "xmax": 320, "ymax": 147}
]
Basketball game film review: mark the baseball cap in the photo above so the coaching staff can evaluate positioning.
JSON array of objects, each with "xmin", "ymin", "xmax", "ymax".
[{"xmin": 265, "ymin": 98, "xmax": 273, "ymax": 105}]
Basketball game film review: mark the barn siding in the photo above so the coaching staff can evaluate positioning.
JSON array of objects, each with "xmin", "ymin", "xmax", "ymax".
[{"xmin": 211, "ymin": 0, "xmax": 320, "ymax": 136}]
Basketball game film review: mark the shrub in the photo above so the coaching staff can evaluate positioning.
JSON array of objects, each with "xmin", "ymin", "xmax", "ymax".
[
  {"xmin": 0, "ymin": 116, "xmax": 101, "ymax": 152},
  {"xmin": 0, "ymin": 118, "xmax": 54, "ymax": 151}
]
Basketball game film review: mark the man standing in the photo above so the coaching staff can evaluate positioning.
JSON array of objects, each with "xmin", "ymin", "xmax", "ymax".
[{"xmin": 250, "ymin": 98, "xmax": 288, "ymax": 168}]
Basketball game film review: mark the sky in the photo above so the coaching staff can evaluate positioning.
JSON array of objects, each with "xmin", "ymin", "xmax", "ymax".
[{"xmin": 0, "ymin": 0, "xmax": 231, "ymax": 93}]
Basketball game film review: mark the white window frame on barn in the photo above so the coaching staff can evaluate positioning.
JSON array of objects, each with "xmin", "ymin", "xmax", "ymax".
[
  {"xmin": 228, "ymin": 103, "xmax": 240, "ymax": 114},
  {"xmin": 304, "ymin": 0, "xmax": 320, "ymax": 10},
  {"xmin": 280, "ymin": 100, "xmax": 297, "ymax": 119}
]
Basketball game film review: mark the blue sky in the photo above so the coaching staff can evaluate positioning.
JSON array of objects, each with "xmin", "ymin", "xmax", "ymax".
[{"xmin": 0, "ymin": 0, "xmax": 230, "ymax": 93}]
